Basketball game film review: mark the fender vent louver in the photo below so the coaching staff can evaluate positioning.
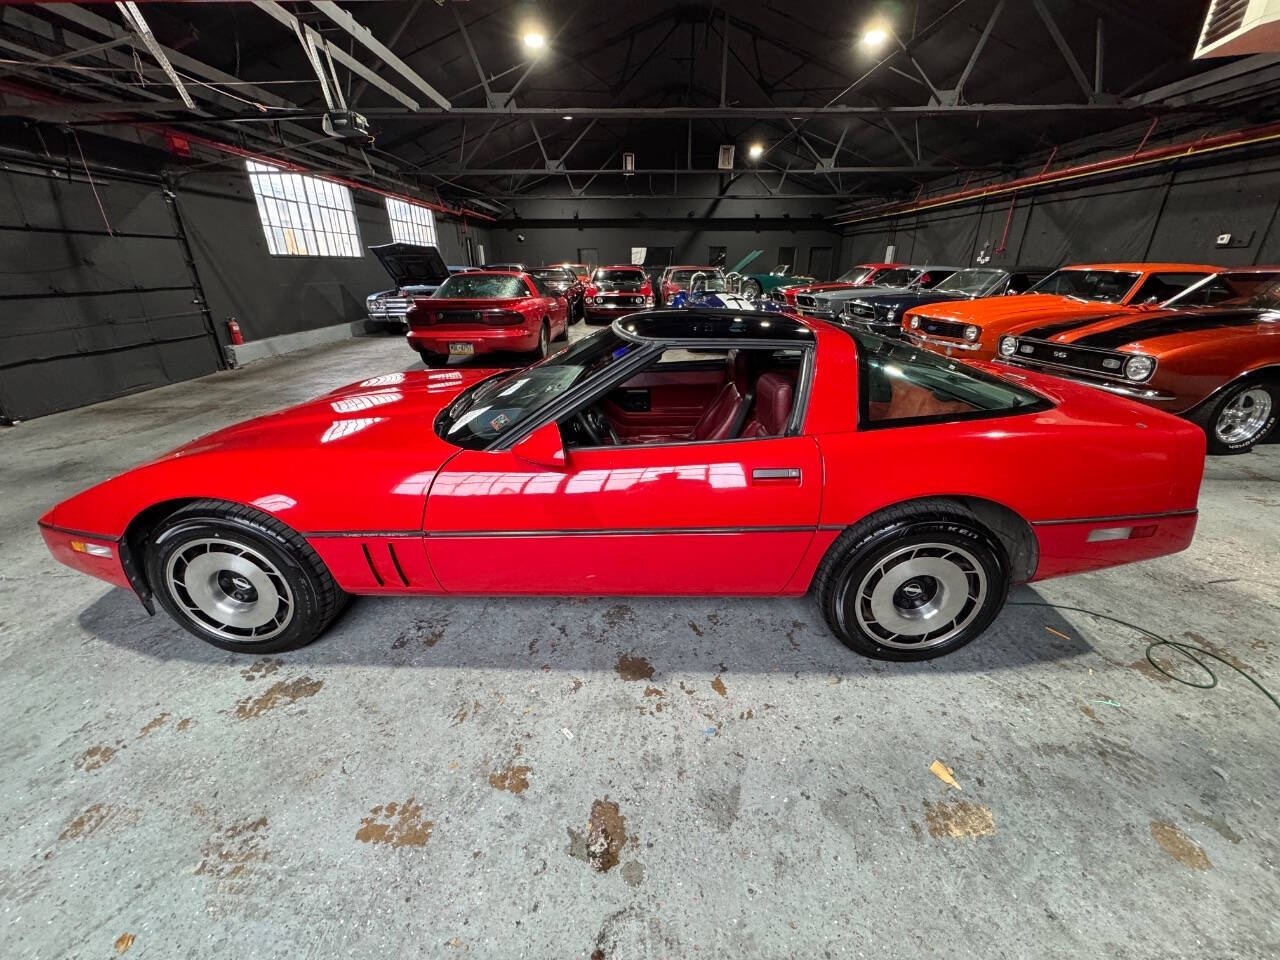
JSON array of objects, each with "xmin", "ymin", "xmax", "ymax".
[
  {"xmin": 360, "ymin": 543, "xmax": 384, "ymax": 586},
  {"xmin": 386, "ymin": 542, "xmax": 410, "ymax": 586}
]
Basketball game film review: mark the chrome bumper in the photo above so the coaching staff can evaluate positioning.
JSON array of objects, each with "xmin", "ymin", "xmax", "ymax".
[
  {"xmin": 904, "ymin": 332, "xmax": 981, "ymax": 351},
  {"xmin": 995, "ymin": 358, "xmax": 1177, "ymax": 401}
]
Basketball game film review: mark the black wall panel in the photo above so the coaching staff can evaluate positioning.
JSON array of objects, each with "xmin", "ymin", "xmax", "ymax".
[
  {"xmin": 1146, "ymin": 157, "xmax": 1280, "ymax": 265},
  {"xmin": 0, "ymin": 166, "xmax": 221, "ymax": 421}
]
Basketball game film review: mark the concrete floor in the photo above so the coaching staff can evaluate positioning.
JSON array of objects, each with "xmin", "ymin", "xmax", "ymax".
[{"xmin": 1, "ymin": 329, "xmax": 1278, "ymax": 960}]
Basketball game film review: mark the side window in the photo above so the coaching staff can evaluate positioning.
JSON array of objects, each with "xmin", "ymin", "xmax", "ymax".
[
  {"xmin": 856, "ymin": 334, "xmax": 1045, "ymax": 426},
  {"xmin": 1007, "ymin": 272, "xmax": 1042, "ymax": 294},
  {"xmin": 529, "ymin": 276, "xmax": 553, "ymax": 297},
  {"xmin": 1129, "ymin": 272, "xmax": 1209, "ymax": 304}
]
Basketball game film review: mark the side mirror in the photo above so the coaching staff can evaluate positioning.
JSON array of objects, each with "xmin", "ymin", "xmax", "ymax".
[{"xmin": 510, "ymin": 420, "xmax": 566, "ymax": 469}]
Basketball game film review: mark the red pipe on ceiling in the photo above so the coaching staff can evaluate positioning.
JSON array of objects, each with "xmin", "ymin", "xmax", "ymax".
[{"xmin": 832, "ymin": 120, "xmax": 1280, "ymax": 227}]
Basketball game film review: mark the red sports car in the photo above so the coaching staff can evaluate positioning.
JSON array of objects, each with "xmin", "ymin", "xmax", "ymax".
[
  {"xmin": 584, "ymin": 265, "xmax": 654, "ymax": 322},
  {"xmin": 406, "ymin": 270, "xmax": 569, "ymax": 366},
  {"xmin": 39, "ymin": 313, "xmax": 1204, "ymax": 662},
  {"xmin": 659, "ymin": 265, "xmax": 721, "ymax": 305}
]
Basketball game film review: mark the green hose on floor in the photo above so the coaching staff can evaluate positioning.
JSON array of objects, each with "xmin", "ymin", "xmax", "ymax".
[{"xmin": 1010, "ymin": 601, "xmax": 1280, "ymax": 713}]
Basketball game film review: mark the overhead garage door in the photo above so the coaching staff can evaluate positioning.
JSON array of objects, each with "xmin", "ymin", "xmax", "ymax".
[{"xmin": 0, "ymin": 164, "xmax": 223, "ymax": 422}]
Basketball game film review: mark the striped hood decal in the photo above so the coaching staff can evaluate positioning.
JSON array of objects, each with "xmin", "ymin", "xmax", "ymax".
[
  {"xmin": 1017, "ymin": 311, "xmax": 1130, "ymax": 340},
  {"xmin": 1066, "ymin": 309, "xmax": 1265, "ymax": 349}
]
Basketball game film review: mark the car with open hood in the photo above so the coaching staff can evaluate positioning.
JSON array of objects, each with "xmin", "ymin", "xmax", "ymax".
[
  {"xmin": 365, "ymin": 243, "xmax": 474, "ymax": 331},
  {"xmin": 901, "ymin": 262, "xmax": 1223, "ymax": 362},
  {"xmin": 775, "ymin": 263, "xmax": 904, "ymax": 306},
  {"xmin": 405, "ymin": 269, "xmax": 569, "ymax": 366},
  {"xmin": 794, "ymin": 265, "xmax": 960, "ymax": 319},
  {"xmin": 838, "ymin": 266, "xmax": 1054, "ymax": 335},
  {"xmin": 663, "ymin": 272, "xmax": 787, "ymax": 313},
  {"xmin": 996, "ymin": 268, "xmax": 1280, "ymax": 454},
  {"xmin": 724, "ymin": 249, "xmax": 814, "ymax": 300},
  {"xmin": 40, "ymin": 310, "xmax": 1203, "ymax": 663}
]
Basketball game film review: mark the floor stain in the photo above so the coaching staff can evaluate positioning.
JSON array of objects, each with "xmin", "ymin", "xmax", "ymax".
[
  {"xmin": 58, "ymin": 802, "xmax": 139, "ymax": 843},
  {"xmin": 240, "ymin": 658, "xmax": 283, "ymax": 681},
  {"xmin": 137, "ymin": 712, "xmax": 170, "ymax": 737},
  {"xmin": 923, "ymin": 799, "xmax": 996, "ymax": 838},
  {"xmin": 489, "ymin": 764, "xmax": 533, "ymax": 795},
  {"xmin": 391, "ymin": 616, "xmax": 447, "ymax": 650},
  {"xmin": 1130, "ymin": 658, "xmax": 1174, "ymax": 684},
  {"xmin": 621, "ymin": 860, "xmax": 645, "ymax": 887},
  {"xmin": 1079, "ymin": 705, "xmax": 1100, "ymax": 723},
  {"xmin": 75, "ymin": 743, "xmax": 120, "ymax": 772},
  {"xmin": 114, "ymin": 932, "xmax": 135, "ymax": 955},
  {"xmin": 642, "ymin": 686, "xmax": 665, "ymax": 698},
  {"xmin": 1184, "ymin": 632, "xmax": 1250, "ymax": 674},
  {"xmin": 603, "ymin": 603, "xmax": 633, "ymax": 628},
  {"xmin": 1150, "ymin": 820, "xmax": 1211, "ymax": 869},
  {"xmin": 451, "ymin": 699, "xmax": 481, "ymax": 725},
  {"xmin": 615, "ymin": 653, "xmax": 654, "ymax": 682},
  {"xmin": 234, "ymin": 677, "xmax": 323, "ymax": 719},
  {"xmin": 195, "ymin": 816, "xmax": 271, "ymax": 892},
  {"xmin": 710, "ymin": 675, "xmax": 728, "ymax": 698},
  {"xmin": 176, "ymin": 717, "xmax": 194, "ymax": 732},
  {"xmin": 356, "ymin": 799, "xmax": 433, "ymax": 847},
  {"xmin": 785, "ymin": 620, "xmax": 805, "ymax": 650},
  {"xmin": 1185, "ymin": 807, "xmax": 1242, "ymax": 844},
  {"xmin": 688, "ymin": 620, "xmax": 704, "ymax": 637},
  {"xmin": 570, "ymin": 798, "xmax": 628, "ymax": 873}
]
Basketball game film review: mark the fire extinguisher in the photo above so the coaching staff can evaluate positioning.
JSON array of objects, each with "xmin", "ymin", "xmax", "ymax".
[{"xmin": 225, "ymin": 317, "xmax": 244, "ymax": 345}]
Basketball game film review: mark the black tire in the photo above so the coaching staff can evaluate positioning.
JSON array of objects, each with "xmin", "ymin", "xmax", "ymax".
[
  {"xmin": 416, "ymin": 348, "xmax": 447, "ymax": 368},
  {"xmin": 813, "ymin": 501, "xmax": 1009, "ymax": 661},
  {"xmin": 144, "ymin": 499, "xmax": 347, "ymax": 654},
  {"xmin": 570, "ymin": 296, "xmax": 584, "ymax": 324},
  {"xmin": 1193, "ymin": 377, "xmax": 1279, "ymax": 455},
  {"xmin": 532, "ymin": 320, "xmax": 551, "ymax": 360}
]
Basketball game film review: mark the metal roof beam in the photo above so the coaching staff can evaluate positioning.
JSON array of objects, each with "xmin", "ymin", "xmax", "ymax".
[
  {"xmin": 1032, "ymin": 0, "xmax": 1095, "ymax": 103},
  {"xmin": 310, "ymin": 0, "xmax": 450, "ymax": 109}
]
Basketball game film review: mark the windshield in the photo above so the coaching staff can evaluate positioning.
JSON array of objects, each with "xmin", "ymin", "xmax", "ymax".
[
  {"xmin": 593, "ymin": 269, "xmax": 646, "ymax": 284},
  {"xmin": 692, "ymin": 275, "xmax": 727, "ymax": 293},
  {"xmin": 870, "ymin": 268, "xmax": 920, "ymax": 288},
  {"xmin": 849, "ymin": 329, "xmax": 1045, "ymax": 424},
  {"xmin": 835, "ymin": 266, "xmax": 875, "ymax": 285},
  {"xmin": 668, "ymin": 269, "xmax": 711, "ymax": 285},
  {"xmin": 530, "ymin": 268, "xmax": 574, "ymax": 284},
  {"xmin": 436, "ymin": 329, "xmax": 638, "ymax": 448},
  {"xmin": 435, "ymin": 274, "xmax": 527, "ymax": 299},
  {"xmin": 935, "ymin": 269, "xmax": 1003, "ymax": 297},
  {"xmin": 1029, "ymin": 269, "xmax": 1141, "ymax": 303}
]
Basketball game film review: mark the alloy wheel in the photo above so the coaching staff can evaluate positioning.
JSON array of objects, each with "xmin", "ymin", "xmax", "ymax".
[
  {"xmin": 164, "ymin": 537, "xmax": 294, "ymax": 642},
  {"xmin": 1215, "ymin": 387, "xmax": 1273, "ymax": 445},
  {"xmin": 844, "ymin": 542, "xmax": 987, "ymax": 650}
]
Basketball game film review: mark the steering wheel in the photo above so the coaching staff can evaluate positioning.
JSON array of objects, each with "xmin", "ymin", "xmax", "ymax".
[{"xmin": 575, "ymin": 404, "xmax": 620, "ymax": 446}]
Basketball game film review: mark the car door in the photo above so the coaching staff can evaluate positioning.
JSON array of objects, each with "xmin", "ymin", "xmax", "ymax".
[{"xmin": 422, "ymin": 434, "xmax": 823, "ymax": 595}]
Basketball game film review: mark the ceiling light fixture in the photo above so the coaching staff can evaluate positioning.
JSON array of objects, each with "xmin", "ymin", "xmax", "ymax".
[
  {"xmin": 747, "ymin": 142, "xmax": 764, "ymax": 160},
  {"xmin": 523, "ymin": 31, "xmax": 547, "ymax": 51},
  {"xmin": 861, "ymin": 25, "xmax": 889, "ymax": 48},
  {"xmin": 563, "ymin": 115, "xmax": 573, "ymax": 120}
]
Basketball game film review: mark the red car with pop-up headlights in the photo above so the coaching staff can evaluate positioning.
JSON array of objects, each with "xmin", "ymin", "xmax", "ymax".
[
  {"xmin": 39, "ymin": 311, "xmax": 1204, "ymax": 663},
  {"xmin": 584, "ymin": 265, "xmax": 654, "ymax": 322},
  {"xmin": 406, "ymin": 270, "xmax": 568, "ymax": 367}
]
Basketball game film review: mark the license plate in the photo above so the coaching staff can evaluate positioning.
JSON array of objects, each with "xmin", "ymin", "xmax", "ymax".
[{"xmin": 448, "ymin": 342, "xmax": 475, "ymax": 356}]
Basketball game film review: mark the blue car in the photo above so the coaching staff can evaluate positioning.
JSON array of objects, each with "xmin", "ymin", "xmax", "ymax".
[{"xmin": 666, "ymin": 272, "xmax": 788, "ymax": 313}]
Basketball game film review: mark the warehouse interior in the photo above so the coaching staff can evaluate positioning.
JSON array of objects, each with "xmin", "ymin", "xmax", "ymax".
[{"xmin": 1, "ymin": 2, "xmax": 1279, "ymax": 958}]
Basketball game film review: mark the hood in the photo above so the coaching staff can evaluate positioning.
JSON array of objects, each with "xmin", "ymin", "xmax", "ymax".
[
  {"xmin": 1017, "ymin": 307, "xmax": 1280, "ymax": 353},
  {"xmin": 912, "ymin": 293, "xmax": 1131, "ymax": 323},
  {"xmin": 729, "ymin": 249, "xmax": 764, "ymax": 273},
  {"xmin": 170, "ymin": 368, "xmax": 496, "ymax": 460},
  {"xmin": 818, "ymin": 282, "xmax": 916, "ymax": 302},
  {"xmin": 370, "ymin": 243, "xmax": 451, "ymax": 287},
  {"xmin": 848, "ymin": 290, "xmax": 965, "ymax": 311}
]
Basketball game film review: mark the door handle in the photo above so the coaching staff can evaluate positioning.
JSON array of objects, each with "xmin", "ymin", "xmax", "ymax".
[{"xmin": 752, "ymin": 467, "xmax": 802, "ymax": 485}]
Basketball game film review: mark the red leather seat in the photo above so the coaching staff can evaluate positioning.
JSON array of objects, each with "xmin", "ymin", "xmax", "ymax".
[
  {"xmin": 740, "ymin": 372, "xmax": 794, "ymax": 438},
  {"xmin": 689, "ymin": 351, "xmax": 753, "ymax": 441},
  {"xmin": 884, "ymin": 379, "xmax": 974, "ymax": 420}
]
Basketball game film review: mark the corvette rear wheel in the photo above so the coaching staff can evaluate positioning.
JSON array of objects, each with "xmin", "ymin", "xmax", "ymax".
[
  {"xmin": 145, "ymin": 500, "xmax": 346, "ymax": 653},
  {"xmin": 815, "ymin": 503, "xmax": 1009, "ymax": 661},
  {"xmin": 1200, "ymin": 378, "xmax": 1278, "ymax": 455}
]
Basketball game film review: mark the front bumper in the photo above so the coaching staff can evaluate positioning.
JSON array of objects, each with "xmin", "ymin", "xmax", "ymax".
[
  {"xmin": 586, "ymin": 299, "xmax": 649, "ymax": 322},
  {"xmin": 408, "ymin": 323, "xmax": 540, "ymax": 356}
]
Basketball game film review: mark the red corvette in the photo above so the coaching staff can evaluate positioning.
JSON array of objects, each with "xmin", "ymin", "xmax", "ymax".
[
  {"xmin": 39, "ymin": 312, "xmax": 1203, "ymax": 661},
  {"xmin": 406, "ymin": 270, "xmax": 569, "ymax": 367}
]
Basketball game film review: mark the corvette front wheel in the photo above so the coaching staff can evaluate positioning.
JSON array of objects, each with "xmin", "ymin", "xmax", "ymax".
[
  {"xmin": 144, "ymin": 500, "xmax": 347, "ymax": 654},
  {"xmin": 815, "ymin": 504, "xmax": 1008, "ymax": 661}
]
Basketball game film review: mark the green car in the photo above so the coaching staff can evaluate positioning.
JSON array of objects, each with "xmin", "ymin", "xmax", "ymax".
[{"xmin": 726, "ymin": 249, "xmax": 814, "ymax": 300}]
